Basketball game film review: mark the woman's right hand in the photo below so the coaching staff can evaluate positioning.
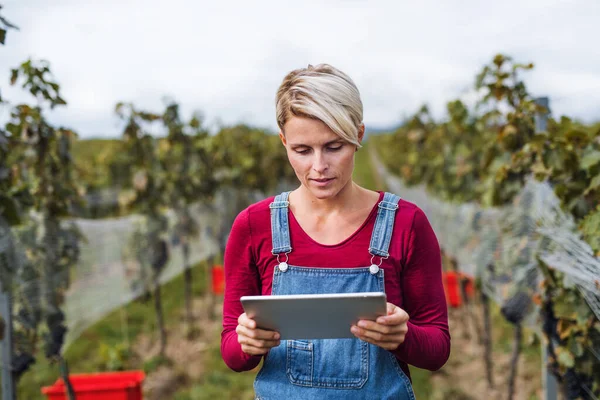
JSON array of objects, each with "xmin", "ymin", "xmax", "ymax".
[{"xmin": 236, "ymin": 313, "xmax": 281, "ymax": 355}]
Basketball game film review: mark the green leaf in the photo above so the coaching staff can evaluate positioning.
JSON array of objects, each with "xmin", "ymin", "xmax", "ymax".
[
  {"xmin": 584, "ymin": 174, "xmax": 600, "ymax": 195},
  {"xmin": 555, "ymin": 346, "xmax": 575, "ymax": 368},
  {"xmin": 10, "ymin": 69, "xmax": 18, "ymax": 86},
  {"xmin": 569, "ymin": 338, "xmax": 584, "ymax": 358},
  {"xmin": 581, "ymin": 151, "xmax": 600, "ymax": 170},
  {"xmin": 580, "ymin": 207, "xmax": 600, "ymax": 253},
  {"xmin": 553, "ymin": 297, "xmax": 577, "ymax": 320}
]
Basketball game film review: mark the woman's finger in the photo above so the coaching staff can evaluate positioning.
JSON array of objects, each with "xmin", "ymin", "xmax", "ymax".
[
  {"xmin": 376, "ymin": 304, "xmax": 409, "ymax": 325},
  {"xmin": 240, "ymin": 344, "xmax": 270, "ymax": 356},
  {"xmin": 238, "ymin": 333, "xmax": 281, "ymax": 349},
  {"xmin": 353, "ymin": 333, "xmax": 405, "ymax": 350},
  {"xmin": 351, "ymin": 325, "xmax": 405, "ymax": 343},
  {"xmin": 356, "ymin": 319, "xmax": 404, "ymax": 335},
  {"xmin": 236, "ymin": 324, "xmax": 280, "ymax": 341},
  {"xmin": 238, "ymin": 313, "xmax": 257, "ymax": 329},
  {"xmin": 237, "ymin": 313, "xmax": 280, "ymax": 340}
]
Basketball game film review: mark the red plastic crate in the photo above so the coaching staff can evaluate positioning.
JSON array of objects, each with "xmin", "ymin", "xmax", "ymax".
[
  {"xmin": 443, "ymin": 271, "xmax": 462, "ymax": 308},
  {"xmin": 442, "ymin": 271, "xmax": 475, "ymax": 308},
  {"xmin": 212, "ymin": 264, "xmax": 225, "ymax": 295},
  {"xmin": 41, "ymin": 371, "xmax": 145, "ymax": 400}
]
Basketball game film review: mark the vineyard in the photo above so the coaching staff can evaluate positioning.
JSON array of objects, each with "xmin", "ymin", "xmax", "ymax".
[
  {"xmin": 1, "ymin": 5, "xmax": 600, "ymax": 400},
  {"xmin": 372, "ymin": 54, "xmax": 600, "ymax": 399}
]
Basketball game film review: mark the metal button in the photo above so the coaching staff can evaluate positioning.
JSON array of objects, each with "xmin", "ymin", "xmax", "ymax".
[
  {"xmin": 279, "ymin": 262, "xmax": 289, "ymax": 272},
  {"xmin": 369, "ymin": 264, "xmax": 379, "ymax": 274}
]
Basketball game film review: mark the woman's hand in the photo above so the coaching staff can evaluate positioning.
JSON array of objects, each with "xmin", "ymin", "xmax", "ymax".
[
  {"xmin": 351, "ymin": 302, "xmax": 409, "ymax": 350},
  {"xmin": 236, "ymin": 313, "xmax": 281, "ymax": 355}
]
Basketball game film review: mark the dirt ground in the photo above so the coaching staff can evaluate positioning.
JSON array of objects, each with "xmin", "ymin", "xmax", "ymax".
[
  {"xmin": 428, "ymin": 307, "xmax": 543, "ymax": 400},
  {"xmin": 133, "ymin": 295, "xmax": 222, "ymax": 400}
]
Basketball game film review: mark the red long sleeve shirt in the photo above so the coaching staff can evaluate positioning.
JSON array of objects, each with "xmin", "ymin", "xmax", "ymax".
[{"xmin": 221, "ymin": 191, "xmax": 450, "ymax": 379}]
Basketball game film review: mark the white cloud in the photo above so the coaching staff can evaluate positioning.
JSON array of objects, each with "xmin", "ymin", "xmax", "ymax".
[{"xmin": 1, "ymin": 0, "xmax": 598, "ymax": 138}]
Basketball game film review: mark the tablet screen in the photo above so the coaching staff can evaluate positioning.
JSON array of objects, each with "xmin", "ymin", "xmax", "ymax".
[{"xmin": 241, "ymin": 292, "xmax": 387, "ymax": 339}]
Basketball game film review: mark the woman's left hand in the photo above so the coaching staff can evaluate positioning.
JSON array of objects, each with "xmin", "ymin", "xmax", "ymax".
[{"xmin": 351, "ymin": 302, "xmax": 409, "ymax": 350}]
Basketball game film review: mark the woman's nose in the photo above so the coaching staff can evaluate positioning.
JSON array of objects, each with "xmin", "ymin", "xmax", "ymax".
[{"xmin": 312, "ymin": 152, "xmax": 328, "ymax": 173}]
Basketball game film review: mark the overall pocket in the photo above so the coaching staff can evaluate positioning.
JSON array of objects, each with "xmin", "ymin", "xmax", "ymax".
[{"xmin": 286, "ymin": 338, "xmax": 369, "ymax": 389}]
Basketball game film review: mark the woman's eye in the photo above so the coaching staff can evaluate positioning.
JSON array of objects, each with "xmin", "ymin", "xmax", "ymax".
[
  {"xmin": 295, "ymin": 149, "xmax": 310, "ymax": 154},
  {"xmin": 327, "ymin": 146, "xmax": 343, "ymax": 152}
]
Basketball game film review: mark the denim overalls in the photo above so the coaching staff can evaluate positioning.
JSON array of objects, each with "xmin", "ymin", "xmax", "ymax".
[{"xmin": 254, "ymin": 191, "xmax": 416, "ymax": 400}]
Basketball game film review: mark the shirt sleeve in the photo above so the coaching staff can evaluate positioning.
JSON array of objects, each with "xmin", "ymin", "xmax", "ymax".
[
  {"xmin": 220, "ymin": 208, "xmax": 263, "ymax": 372},
  {"xmin": 392, "ymin": 208, "xmax": 451, "ymax": 371}
]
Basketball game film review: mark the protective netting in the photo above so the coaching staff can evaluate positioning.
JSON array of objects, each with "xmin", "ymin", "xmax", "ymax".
[
  {"xmin": 1, "ymin": 197, "xmax": 227, "ymax": 352},
  {"xmin": 371, "ymin": 155, "xmax": 600, "ymax": 327},
  {"xmin": 63, "ymin": 202, "xmax": 221, "ymax": 347}
]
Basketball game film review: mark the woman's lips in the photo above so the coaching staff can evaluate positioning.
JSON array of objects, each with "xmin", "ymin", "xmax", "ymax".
[{"xmin": 311, "ymin": 178, "xmax": 334, "ymax": 187}]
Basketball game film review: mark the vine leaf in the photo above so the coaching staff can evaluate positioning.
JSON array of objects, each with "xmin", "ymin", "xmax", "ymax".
[{"xmin": 555, "ymin": 346, "xmax": 575, "ymax": 368}]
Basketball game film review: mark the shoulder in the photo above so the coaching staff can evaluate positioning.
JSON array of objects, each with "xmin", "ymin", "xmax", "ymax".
[
  {"xmin": 389, "ymin": 195, "xmax": 430, "ymax": 231},
  {"xmin": 396, "ymin": 198, "xmax": 421, "ymax": 217},
  {"xmin": 231, "ymin": 195, "xmax": 276, "ymax": 230},
  {"xmin": 245, "ymin": 195, "xmax": 276, "ymax": 217}
]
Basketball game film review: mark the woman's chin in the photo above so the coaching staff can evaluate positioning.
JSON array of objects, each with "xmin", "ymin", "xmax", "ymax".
[{"xmin": 306, "ymin": 185, "xmax": 338, "ymax": 200}]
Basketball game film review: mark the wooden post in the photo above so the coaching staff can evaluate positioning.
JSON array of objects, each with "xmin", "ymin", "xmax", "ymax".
[
  {"xmin": 0, "ymin": 280, "xmax": 15, "ymax": 400},
  {"xmin": 535, "ymin": 96, "xmax": 558, "ymax": 400},
  {"xmin": 481, "ymin": 275, "xmax": 494, "ymax": 389},
  {"xmin": 542, "ymin": 336, "xmax": 559, "ymax": 400}
]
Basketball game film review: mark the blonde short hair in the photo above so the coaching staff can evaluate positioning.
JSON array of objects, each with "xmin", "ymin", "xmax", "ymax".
[{"xmin": 275, "ymin": 64, "xmax": 363, "ymax": 147}]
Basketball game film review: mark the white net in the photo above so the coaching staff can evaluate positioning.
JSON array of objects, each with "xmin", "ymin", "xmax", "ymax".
[
  {"xmin": 371, "ymin": 153, "xmax": 600, "ymax": 326},
  {"xmin": 1, "ymin": 197, "xmax": 228, "ymax": 354},
  {"xmin": 62, "ymin": 201, "xmax": 221, "ymax": 347}
]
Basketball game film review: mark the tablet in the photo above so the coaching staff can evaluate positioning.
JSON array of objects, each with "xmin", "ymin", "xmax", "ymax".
[{"xmin": 240, "ymin": 292, "xmax": 387, "ymax": 340}]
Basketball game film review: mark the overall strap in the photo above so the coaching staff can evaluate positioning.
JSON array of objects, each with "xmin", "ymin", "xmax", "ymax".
[
  {"xmin": 269, "ymin": 191, "xmax": 292, "ymax": 255},
  {"xmin": 368, "ymin": 192, "xmax": 401, "ymax": 258}
]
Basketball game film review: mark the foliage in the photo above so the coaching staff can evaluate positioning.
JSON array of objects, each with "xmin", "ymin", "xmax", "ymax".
[
  {"xmin": 210, "ymin": 124, "xmax": 294, "ymax": 192},
  {"xmin": 375, "ymin": 54, "xmax": 600, "ymax": 398},
  {"xmin": 98, "ymin": 341, "xmax": 131, "ymax": 371}
]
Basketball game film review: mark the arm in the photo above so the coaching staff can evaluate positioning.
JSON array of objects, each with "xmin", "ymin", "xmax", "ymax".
[
  {"xmin": 220, "ymin": 209, "xmax": 263, "ymax": 372},
  {"xmin": 393, "ymin": 208, "xmax": 450, "ymax": 371}
]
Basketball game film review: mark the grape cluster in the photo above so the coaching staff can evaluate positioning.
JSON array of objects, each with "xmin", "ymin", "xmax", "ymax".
[
  {"xmin": 13, "ymin": 352, "xmax": 35, "ymax": 379},
  {"xmin": 500, "ymin": 291, "xmax": 531, "ymax": 325},
  {"xmin": 43, "ymin": 310, "xmax": 67, "ymax": 359}
]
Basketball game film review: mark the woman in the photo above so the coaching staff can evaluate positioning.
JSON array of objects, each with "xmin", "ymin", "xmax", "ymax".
[{"xmin": 221, "ymin": 64, "xmax": 450, "ymax": 399}]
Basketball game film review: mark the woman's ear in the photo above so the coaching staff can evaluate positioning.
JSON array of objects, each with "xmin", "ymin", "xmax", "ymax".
[
  {"xmin": 355, "ymin": 123, "xmax": 365, "ymax": 152},
  {"xmin": 358, "ymin": 123, "xmax": 365, "ymax": 144},
  {"xmin": 279, "ymin": 131, "xmax": 287, "ymax": 146}
]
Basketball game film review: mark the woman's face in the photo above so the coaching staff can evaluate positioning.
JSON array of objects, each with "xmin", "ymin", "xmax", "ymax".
[{"xmin": 280, "ymin": 116, "xmax": 362, "ymax": 200}]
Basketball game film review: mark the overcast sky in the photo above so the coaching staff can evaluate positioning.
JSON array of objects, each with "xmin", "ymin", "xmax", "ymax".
[{"xmin": 1, "ymin": 0, "xmax": 598, "ymax": 138}]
